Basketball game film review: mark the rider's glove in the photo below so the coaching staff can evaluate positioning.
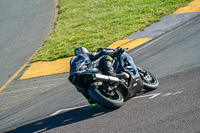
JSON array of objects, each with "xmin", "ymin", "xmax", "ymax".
[
  {"xmin": 115, "ymin": 47, "xmax": 124, "ymax": 56},
  {"xmin": 97, "ymin": 48, "xmax": 104, "ymax": 52}
]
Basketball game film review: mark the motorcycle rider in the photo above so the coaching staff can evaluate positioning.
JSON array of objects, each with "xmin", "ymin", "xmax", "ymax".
[
  {"xmin": 69, "ymin": 46, "xmax": 129, "ymax": 103},
  {"xmin": 70, "ymin": 46, "xmax": 128, "ymax": 77}
]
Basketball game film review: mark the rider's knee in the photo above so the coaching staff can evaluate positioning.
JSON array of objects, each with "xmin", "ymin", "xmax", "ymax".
[{"xmin": 102, "ymin": 55, "xmax": 113, "ymax": 62}]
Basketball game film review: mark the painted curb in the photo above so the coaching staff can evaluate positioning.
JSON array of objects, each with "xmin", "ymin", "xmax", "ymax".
[{"xmin": 20, "ymin": 38, "xmax": 152, "ymax": 79}]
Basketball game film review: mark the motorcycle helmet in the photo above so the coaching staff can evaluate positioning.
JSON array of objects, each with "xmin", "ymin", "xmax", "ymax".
[{"xmin": 74, "ymin": 47, "xmax": 89, "ymax": 56}]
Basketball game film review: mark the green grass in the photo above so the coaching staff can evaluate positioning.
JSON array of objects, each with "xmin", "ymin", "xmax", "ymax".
[{"xmin": 32, "ymin": 0, "xmax": 193, "ymax": 62}]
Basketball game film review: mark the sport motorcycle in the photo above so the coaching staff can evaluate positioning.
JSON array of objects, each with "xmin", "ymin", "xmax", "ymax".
[{"xmin": 69, "ymin": 48, "xmax": 158, "ymax": 110}]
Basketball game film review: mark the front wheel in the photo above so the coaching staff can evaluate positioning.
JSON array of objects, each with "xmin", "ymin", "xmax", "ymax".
[
  {"xmin": 88, "ymin": 82, "xmax": 124, "ymax": 110},
  {"xmin": 138, "ymin": 67, "xmax": 159, "ymax": 91}
]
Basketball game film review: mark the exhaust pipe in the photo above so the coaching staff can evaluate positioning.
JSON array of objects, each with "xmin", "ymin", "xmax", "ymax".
[
  {"xmin": 93, "ymin": 73, "xmax": 128, "ymax": 89},
  {"xmin": 92, "ymin": 73, "xmax": 120, "ymax": 84}
]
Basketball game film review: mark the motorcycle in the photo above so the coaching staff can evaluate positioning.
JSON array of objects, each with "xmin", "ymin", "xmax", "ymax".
[{"xmin": 69, "ymin": 48, "xmax": 158, "ymax": 110}]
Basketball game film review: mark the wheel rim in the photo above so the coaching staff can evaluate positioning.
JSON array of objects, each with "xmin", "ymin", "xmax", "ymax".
[
  {"xmin": 98, "ymin": 86, "xmax": 120, "ymax": 100},
  {"xmin": 142, "ymin": 72, "xmax": 157, "ymax": 85}
]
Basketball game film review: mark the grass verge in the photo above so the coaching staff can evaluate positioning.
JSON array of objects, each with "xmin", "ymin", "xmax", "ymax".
[{"xmin": 32, "ymin": 0, "xmax": 192, "ymax": 62}]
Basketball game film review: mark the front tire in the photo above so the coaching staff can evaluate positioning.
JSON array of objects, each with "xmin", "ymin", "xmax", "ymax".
[
  {"xmin": 138, "ymin": 67, "xmax": 159, "ymax": 91},
  {"xmin": 89, "ymin": 82, "xmax": 124, "ymax": 110}
]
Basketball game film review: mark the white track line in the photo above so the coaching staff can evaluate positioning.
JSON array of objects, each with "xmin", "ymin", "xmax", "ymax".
[{"xmin": 50, "ymin": 105, "xmax": 90, "ymax": 116}]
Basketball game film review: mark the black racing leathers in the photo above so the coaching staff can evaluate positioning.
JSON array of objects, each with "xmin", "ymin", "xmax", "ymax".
[{"xmin": 69, "ymin": 48, "xmax": 116, "ymax": 76}]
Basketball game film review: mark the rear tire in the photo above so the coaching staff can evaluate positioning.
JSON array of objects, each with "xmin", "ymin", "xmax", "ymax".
[{"xmin": 89, "ymin": 82, "xmax": 124, "ymax": 110}]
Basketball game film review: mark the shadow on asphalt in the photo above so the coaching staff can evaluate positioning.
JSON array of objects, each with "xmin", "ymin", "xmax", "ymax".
[
  {"xmin": 4, "ymin": 90, "xmax": 153, "ymax": 133},
  {"xmin": 5, "ymin": 106, "xmax": 111, "ymax": 133}
]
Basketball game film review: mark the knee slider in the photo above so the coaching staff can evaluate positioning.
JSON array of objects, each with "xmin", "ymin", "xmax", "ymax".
[{"xmin": 103, "ymin": 55, "xmax": 113, "ymax": 62}]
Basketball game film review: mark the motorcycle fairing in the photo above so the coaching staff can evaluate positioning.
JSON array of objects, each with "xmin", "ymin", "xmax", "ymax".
[
  {"xmin": 119, "ymin": 52, "xmax": 143, "ymax": 97},
  {"xmin": 120, "ymin": 52, "xmax": 139, "ymax": 77}
]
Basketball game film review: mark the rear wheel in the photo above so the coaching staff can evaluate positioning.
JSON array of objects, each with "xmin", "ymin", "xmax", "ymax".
[
  {"xmin": 138, "ymin": 67, "xmax": 158, "ymax": 91},
  {"xmin": 89, "ymin": 82, "xmax": 124, "ymax": 110}
]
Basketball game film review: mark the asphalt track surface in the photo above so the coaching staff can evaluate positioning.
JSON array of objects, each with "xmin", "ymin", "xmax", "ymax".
[
  {"xmin": 2, "ymin": 13, "xmax": 200, "ymax": 132},
  {"xmin": 0, "ymin": 0, "xmax": 54, "ymax": 88}
]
